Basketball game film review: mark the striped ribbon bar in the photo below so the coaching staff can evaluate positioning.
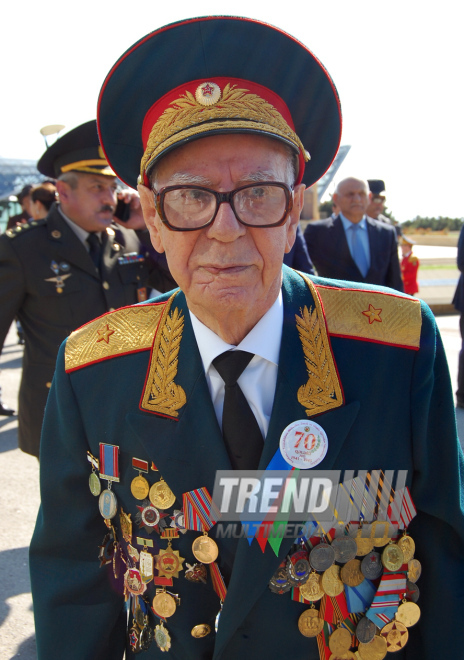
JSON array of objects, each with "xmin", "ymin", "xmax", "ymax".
[
  {"xmin": 365, "ymin": 569, "xmax": 406, "ymax": 628},
  {"xmin": 344, "ymin": 578, "xmax": 376, "ymax": 613},
  {"xmin": 210, "ymin": 562, "xmax": 227, "ymax": 601},
  {"xmin": 99, "ymin": 443, "xmax": 120, "ymax": 482},
  {"xmin": 132, "ymin": 457, "xmax": 149, "ymax": 473},
  {"xmin": 182, "ymin": 487, "xmax": 219, "ymax": 532},
  {"xmin": 86, "ymin": 451, "xmax": 99, "ymax": 471},
  {"xmin": 316, "ymin": 618, "xmax": 334, "ymax": 660}
]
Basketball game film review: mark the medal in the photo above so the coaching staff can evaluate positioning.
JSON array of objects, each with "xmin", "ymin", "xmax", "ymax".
[
  {"xmin": 87, "ymin": 451, "xmax": 101, "ymax": 496},
  {"xmin": 370, "ymin": 521, "xmax": 390, "ymax": 548},
  {"xmin": 286, "ymin": 550, "xmax": 311, "ymax": 587},
  {"xmin": 269, "ymin": 563, "xmax": 291, "ymax": 594},
  {"xmin": 381, "ymin": 543, "xmax": 404, "ymax": 572},
  {"xmin": 119, "ymin": 508, "xmax": 132, "ymax": 543},
  {"xmin": 135, "ymin": 499, "xmax": 169, "ymax": 534},
  {"xmin": 149, "ymin": 477, "xmax": 176, "ymax": 510},
  {"xmin": 395, "ymin": 600, "xmax": 421, "ymax": 627},
  {"xmin": 397, "ymin": 534, "xmax": 415, "ymax": 563},
  {"xmin": 380, "ymin": 620, "xmax": 409, "ymax": 652},
  {"xmin": 299, "ymin": 571, "xmax": 324, "ymax": 602},
  {"xmin": 405, "ymin": 579, "xmax": 420, "ymax": 603},
  {"xmin": 329, "ymin": 627, "xmax": 352, "ymax": 655},
  {"xmin": 128, "ymin": 624, "xmax": 142, "ymax": 654},
  {"xmin": 124, "ymin": 568, "xmax": 147, "ymax": 596},
  {"xmin": 192, "ymin": 532, "xmax": 219, "ymax": 565},
  {"xmin": 407, "ymin": 558, "xmax": 421, "ymax": 583},
  {"xmin": 279, "ymin": 419, "xmax": 328, "ymax": 469},
  {"xmin": 357, "ymin": 635, "xmax": 388, "ymax": 660},
  {"xmin": 331, "ymin": 536, "xmax": 357, "ymax": 563},
  {"xmin": 185, "ymin": 562, "xmax": 208, "ymax": 584},
  {"xmin": 99, "ymin": 489, "xmax": 117, "ymax": 519},
  {"xmin": 355, "ymin": 527, "xmax": 374, "ymax": 556},
  {"xmin": 131, "ymin": 458, "xmax": 150, "ymax": 500},
  {"xmin": 356, "ymin": 616, "xmax": 377, "ymax": 644},
  {"xmin": 340, "ymin": 559, "xmax": 365, "ymax": 587},
  {"xmin": 170, "ymin": 509, "xmax": 187, "ymax": 534},
  {"xmin": 361, "ymin": 551, "xmax": 383, "ymax": 580},
  {"xmin": 298, "ymin": 608, "xmax": 324, "ymax": 637},
  {"xmin": 155, "ymin": 539, "xmax": 185, "ymax": 578},
  {"xmin": 322, "ymin": 565, "xmax": 344, "ymax": 597},
  {"xmin": 140, "ymin": 619, "xmax": 154, "ymax": 651},
  {"xmin": 309, "ymin": 542, "xmax": 335, "ymax": 571},
  {"xmin": 191, "ymin": 624, "xmax": 211, "ymax": 638},
  {"xmin": 154, "ymin": 622, "xmax": 171, "ymax": 652},
  {"xmin": 152, "ymin": 589, "xmax": 177, "ymax": 618},
  {"xmin": 137, "ymin": 537, "xmax": 155, "ymax": 583}
]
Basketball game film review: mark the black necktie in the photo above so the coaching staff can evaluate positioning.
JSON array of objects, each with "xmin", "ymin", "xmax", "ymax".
[
  {"xmin": 212, "ymin": 350, "xmax": 264, "ymax": 470},
  {"xmin": 87, "ymin": 233, "xmax": 102, "ymax": 272}
]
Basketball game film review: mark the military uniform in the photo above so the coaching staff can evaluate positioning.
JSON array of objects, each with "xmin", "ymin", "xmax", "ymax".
[
  {"xmin": 30, "ymin": 267, "xmax": 464, "ymax": 659},
  {"xmin": 0, "ymin": 203, "xmax": 153, "ymax": 456}
]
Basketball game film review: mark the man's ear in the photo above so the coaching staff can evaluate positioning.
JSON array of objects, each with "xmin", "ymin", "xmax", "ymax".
[
  {"xmin": 55, "ymin": 179, "xmax": 70, "ymax": 203},
  {"xmin": 137, "ymin": 184, "xmax": 165, "ymax": 254},
  {"xmin": 284, "ymin": 183, "xmax": 305, "ymax": 254}
]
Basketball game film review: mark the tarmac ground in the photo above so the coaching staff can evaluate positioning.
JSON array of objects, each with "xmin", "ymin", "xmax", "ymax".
[{"xmin": 1, "ymin": 311, "xmax": 464, "ymax": 659}]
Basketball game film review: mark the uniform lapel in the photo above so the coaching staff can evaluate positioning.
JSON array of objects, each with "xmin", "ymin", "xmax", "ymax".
[
  {"xmin": 214, "ymin": 268, "xmax": 360, "ymax": 658},
  {"xmin": 46, "ymin": 206, "xmax": 100, "ymax": 279}
]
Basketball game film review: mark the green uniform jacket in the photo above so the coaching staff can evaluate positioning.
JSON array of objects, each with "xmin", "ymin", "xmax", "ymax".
[
  {"xmin": 30, "ymin": 266, "xmax": 464, "ymax": 659},
  {"xmin": 0, "ymin": 204, "xmax": 153, "ymax": 457}
]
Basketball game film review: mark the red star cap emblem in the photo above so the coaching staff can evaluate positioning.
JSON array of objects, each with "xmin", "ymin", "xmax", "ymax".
[{"xmin": 201, "ymin": 83, "xmax": 215, "ymax": 96}]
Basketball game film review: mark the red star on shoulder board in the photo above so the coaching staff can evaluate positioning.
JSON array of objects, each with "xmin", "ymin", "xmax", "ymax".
[
  {"xmin": 362, "ymin": 304, "xmax": 382, "ymax": 324},
  {"xmin": 97, "ymin": 323, "xmax": 115, "ymax": 343}
]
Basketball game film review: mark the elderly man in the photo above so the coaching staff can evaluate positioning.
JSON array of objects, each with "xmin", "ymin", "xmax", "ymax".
[
  {"xmin": 30, "ymin": 16, "xmax": 463, "ymax": 660},
  {"xmin": 304, "ymin": 177, "xmax": 403, "ymax": 290},
  {"xmin": 0, "ymin": 121, "xmax": 157, "ymax": 457}
]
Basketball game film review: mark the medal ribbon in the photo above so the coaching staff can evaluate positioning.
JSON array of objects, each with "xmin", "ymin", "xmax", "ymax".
[
  {"xmin": 344, "ymin": 578, "xmax": 376, "ymax": 614},
  {"xmin": 365, "ymin": 567, "xmax": 407, "ymax": 628},
  {"xmin": 99, "ymin": 443, "xmax": 120, "ymax": 482},
  {"xmin": 209, "ymin": 561, "xmax": 227, "ymax": 601},
  {"xmin": 132, "ymin": 457, "xmax": 149, "ymax": 473},
  {"xmin": 388, "ymin": 486, "xmax": 417, "ymax": 528},
  {"xmin": 182, "ymin": 487, "xmax": 219, "ymax": 532}
]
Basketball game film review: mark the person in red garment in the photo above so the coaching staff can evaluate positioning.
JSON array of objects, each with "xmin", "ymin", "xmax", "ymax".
[{"xmin": 400, "ymin": 236, "xmax": 420, "ymax": 295}]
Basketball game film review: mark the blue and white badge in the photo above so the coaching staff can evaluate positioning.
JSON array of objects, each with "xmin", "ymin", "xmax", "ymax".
[{"xmin": 280, "ymin": 420, "xmax": 328, "ymax": 469}]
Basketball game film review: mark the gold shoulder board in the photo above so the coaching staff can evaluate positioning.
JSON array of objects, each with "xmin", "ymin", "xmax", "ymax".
[
  {"xmin": 65, "ymin": 302, "xmax": 167, "ymax": 372},
  {"xmin": 315, "ymin": 285, "xmax": 422, "ymax": 350}
]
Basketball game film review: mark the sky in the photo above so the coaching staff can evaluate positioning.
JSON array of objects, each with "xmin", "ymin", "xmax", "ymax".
[{"xmin": 1, "ymin": 1, "xmax": 462, "ymax": 222}]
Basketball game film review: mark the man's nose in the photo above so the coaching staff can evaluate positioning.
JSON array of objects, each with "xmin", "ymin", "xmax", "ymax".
[
  {"xmin": 206, "ymin": 199, "xmax": 246, "ymax": 241},
  {"xmin": 101, "ymin": 187, "xmax": 117, "ymax": 206}
]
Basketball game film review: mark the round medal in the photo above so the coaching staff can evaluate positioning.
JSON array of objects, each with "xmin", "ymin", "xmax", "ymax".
[
  {"xmin": 299, "ymin": 572, "xmax": 324, "ymax": 602},
  {"xmin": 396, "ymin": 601, "xmax": 421, "ymax": 627},
  {"xmin": 331, "ymin": 536, "xmax": 357, "ymax": 563},
  {"xmin": 329, "ymin": 653, "xmax": 356, "ymax": 660},
  {"xmin": 269, "ymin": 565, "xmax": 292, "ymax": 594},
  {"xmin": 298, "ymin": 609, "xmax": 324, "ymax": 637},
  {"xmin": 356, "ymin": 616, "xmax": 377, "ymax": 644},
  {"xmin": 381, "ymin": 543, "xmax": 404, "ymax": 571},
  {"xmin": 370, "ymin": 521, "xmax": 391, "ymax": 548},
  {"xmin": 149, "ymin": 478, "xmax": 176, "ymax": 510},
  {"xmin": 131, "ymin": 474, "xmax": 150, "ymax": 500},
  {"xmin": 141, "ymin": 505, "xmax": 160, "ymax": 528},
  {"xmin": 380, "ymin": 621, "xmax": 409, "ymax": 652},
  {"xmin": 124, "ymin": 568, "xmax": 146, "ymax": 596},
  {"xmin": 407, "ymin": 558, "xmax": 422, "ymax": 583},
  {"xmin": 140, "ymin": 624, "xmax": 154, "ymax": 651},
  {"xmin": 355, "ymin": 529, "xmax": 374, "ymax": 556},
  {"xmin": 322, "ymin": 565, "xmax": 344, "ymax": 597},
  {"xmin": 405, "ymin": 579, "xmax": 420, "ymax": 603},
  {"xmin": 89, "ymin": 472, "xmax": 101, "ymax": 496},
  {"xmin": 329, "ymin": 627, "xmax": 352, "ymax": 654},
  {"xmin": 361, "ymin": 551, "xmax": 383, "ymax": 580},
  {"xmin": 340, "ymin": 559, "xmax": 365, "ymax": 587},
  {"xmin": 286, "ymin": 551, "xmax": 311, "ymax": 586},
  {"xmin": 98, "ymin": 489, "xmax": 117, "ymax": 519},
  {"xmin": 397, "ymin": 535, "xmax": 415, "ymax": 563},
  {"xmin": 279, "ymin": 420, "xmax": 328, "ymax": 469},
  {"xmin": 310, "ymin": 542, "xmax": 335, "ymax": 571},
  {"xmin": 358, "ymin": 635, "xmax": 388, "ymax": 660},
  {"xmin": 192, "ymin": 534, "xmax": 219, "ymax": 564},
  {"xmin": 191, "ymin": 624, "xmax": 211, "ymax": 638},
  {"xmin": 152, "ymin": 591, "xmax": 176, "ymax": 618}
]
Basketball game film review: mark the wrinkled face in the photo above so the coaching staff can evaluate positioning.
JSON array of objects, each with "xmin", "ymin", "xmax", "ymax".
[
  {"xmin": 58, "ymin": 173, "xmax": 117, "ymax": 231},
  {"xmin": 366, "ymin": 194, "xmax": 386, "ymax": 219},
  {"xmin": 139, "ymin": 134, "xmax": 303, "ymax": 321},
  {"xmin": 334, "ymin": 178, "xmax": 370, "ymax": 223}
]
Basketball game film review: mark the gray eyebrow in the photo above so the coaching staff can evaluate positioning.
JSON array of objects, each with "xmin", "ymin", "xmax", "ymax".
[{"xmin": 165, "ymin": 170, "xmax": 280, "ymax": 187}]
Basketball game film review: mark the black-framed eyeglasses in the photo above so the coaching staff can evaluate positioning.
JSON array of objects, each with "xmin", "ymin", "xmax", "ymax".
[{"xmin": 153, "ymin": 182, "xmax": 294, "ymax": 231}]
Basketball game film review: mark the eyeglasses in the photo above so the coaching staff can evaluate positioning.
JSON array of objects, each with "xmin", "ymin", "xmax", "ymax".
[{"xmin": 153, "ymin": 182, "xmax": 293, "ymax": 231}]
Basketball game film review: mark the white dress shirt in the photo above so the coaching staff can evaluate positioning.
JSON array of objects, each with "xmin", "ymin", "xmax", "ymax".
[{"xmin": 189, "ymin": 292, "xmax": 283, "ymax": 439}]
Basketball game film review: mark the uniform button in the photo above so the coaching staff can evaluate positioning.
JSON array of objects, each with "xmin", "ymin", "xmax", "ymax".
[
  {"xmin": 136, "ymin": 275, "xmax": 140, "ymax": 281},
  {"xmin": 109, "ymin": 307, "xmax": 115, "ymax": 311},
  {"xmin": 102, "ymin": 281, "xmax": 110, "ymax": 290},
  {"xmin": 106, "ymin": 227, "xmax": 115, "ymax": 236},
  {"xmin": 51, "ymin": 230, "xmax": 61, "ymax": 238},
  {"xmin": 113, "ymin": 243, "xmax": 121, "ymax": 251},
  {"xmin": 46, "ymin": 382, "xmax": 52, "ymax": 389}
]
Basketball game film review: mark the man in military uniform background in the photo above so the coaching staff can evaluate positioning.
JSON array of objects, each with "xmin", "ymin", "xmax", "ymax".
[
  {"xmin": 0, "ymin": 120, "xmax": 161, "ymax": 457},
  {"xmin": 30, "ymin": 16, "xmax": 464, "ymax": 660}
]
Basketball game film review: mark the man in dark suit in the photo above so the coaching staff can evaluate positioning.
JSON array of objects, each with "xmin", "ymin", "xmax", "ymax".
[
  {"xmin": 453, "ymin": 223, "xmax": 464, "ymax": 407},
  {"xmin": 0, "ymin": 121, "xmax": 156, "ymax": 457},
  {"xmin": 304, "ymin": 177, "xmax": 403, "ymax": 291},
  {"xmin": 30, "ymin": 16, "xmax": 463, "ymax": 660}
]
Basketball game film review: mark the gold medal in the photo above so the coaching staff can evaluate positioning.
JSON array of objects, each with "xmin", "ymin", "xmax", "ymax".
[
  {"xmin": 131, "ymin": 474, "xmax": 150, "ymax": 500},
  {"xmin": 329, "ymin": 653, "xmax": 356, "ymax": 660},
  {"xmin": 358, "ymin": 635, "xmax": 388, "ymax": 660},
  {"xmin": 192, "ymin": 533, "xmax": 219, "ymax": 565},
  {"xmin": 396, "ymin": 601, "xmax": 421, "ymax": 627},
  {"xmin": 152, "ymin": 589, "xmax": 177, "ymax": 618},
  {"xmin": 407, "ymin": 558, "xmax": 421, "ymax": 583},
  {"xmin": 191, "ymin": 624, "xmax": 211, "ymax": 638},
  {"xmin": 355, "ymin": 527, "xmax": 374, "ymax": 556},
  {"xmin": 322, "ymin": 565, "xmax": 344, "ymax": 597},
  {"xmin": 370, "ymin": 521, "xmax": 391, "ymax": 547},
  {"xmin": 340, "ymin": 559, "xmax": 365, "ymax": 587},
  {"xmin": 381, "ymin": 542, "xmax": 404, "ymax": 571},
  {"xmin": 119, "ymin": 508, "xmax": 132, "ymax": 543},
  {"xmin": 299, "ymin": 571, "xmax": 324, "ymax": 602},
  {"xmin": 329, "ymin": 627, "xmax": 352, "ymax": 654},
  {"xmin": 298, "ymin": 609, "xmax": 324, "ymax": 637},
  {"xmin": 154, "ymin": 622, "xmax": 171, "ymax": 652},
  {"xmin": 397, "ymin": 534, "xmax": 415, "ymax": 563},
  {"xmin": 89, "ymin": 472, "xmax": 101, "ymax": 496},
  {"xmin": 149, "ymin": 477, "xmax": 176, "ymax": 510},
  {"xmin": 155, "ymin": 539, "xmax": 185, "ymax": 578},
  {"xmin": 380, "ymin": 621, "xmax": 409, "ymax": 652}
]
